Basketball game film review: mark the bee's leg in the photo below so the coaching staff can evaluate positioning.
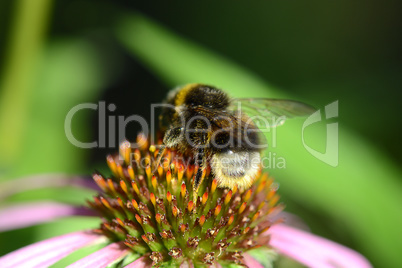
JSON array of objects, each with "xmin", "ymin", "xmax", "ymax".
[
  {"xmin": 154, "ymin": 145, "xmax": 166, "ymax": 169},
  {"xmin": 153, "ymin": 126, "xmax": 182, "ymax": 172},
  {"xmin": 193, "ymin": 148, "xmax": 207, "ymax": 206}
]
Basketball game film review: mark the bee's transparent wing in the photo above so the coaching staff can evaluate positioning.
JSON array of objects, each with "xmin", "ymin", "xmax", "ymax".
[{"xmin": 230, "ymin": 98, "xmax": 316, "ymax": 127}]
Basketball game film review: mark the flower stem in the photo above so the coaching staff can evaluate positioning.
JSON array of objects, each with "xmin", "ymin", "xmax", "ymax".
[{"xmin": 0, "ymin": 0, "xmax": 53, "ymax": 171}]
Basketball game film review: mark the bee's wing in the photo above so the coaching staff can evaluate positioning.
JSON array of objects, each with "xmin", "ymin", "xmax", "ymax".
[{"xmin": 229, "ymin": 98, "xmax": 316, "ymax": 127}]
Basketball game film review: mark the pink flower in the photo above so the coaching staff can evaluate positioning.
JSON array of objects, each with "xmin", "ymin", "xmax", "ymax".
[
  {"xmin": 0, "ymin": 140, "xmax": 372, "ymax": 267},
  {"xmin": 0, "ymin": 202, "xmax": 371, "ymax": 268}
]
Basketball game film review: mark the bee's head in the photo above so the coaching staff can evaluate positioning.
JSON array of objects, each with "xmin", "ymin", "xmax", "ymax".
[{"xmin": 184, "ymin": 84, "xmax": 230, "ymax": 109}]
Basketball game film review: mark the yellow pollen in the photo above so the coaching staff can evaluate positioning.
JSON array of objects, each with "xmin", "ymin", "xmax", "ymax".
[
  {"xmin": 178, "ymin": 165, "xmax": 184, "ymax": 182},
  {"xmin": 127, "ymin": 166, "xmax": 135, "ymax": 180},
  {"xmin": 224, "ymin": 190, "xmax": 232, "ymax": 205},
  {"xmin": 181, "ymin": 183, "xmax": 186, "ymax": 199},
  {"xmin": 243, "ymin": 227, "xmax": 250, "ymax": 234},
  {"xmin": 135, "ymin": 214, "xmax": 142, "ymax": 225},
  {"xmin": 269, "ymin": 195, "xmax": 280, "ymax": 207},
  {"xmin": 132, "ymin": 182, "xmax": 140, "ymax": 195},
  {"xmin": 116, "ymin": 218, "xmax": 124, "ymax": 226},
  {"xmin": 187, "ymin": 201, "xmax": 194, "ymax": 212},
  {"xmin": 166, "ymin": 170, "xmax": 171, "ymax": 186},
  {"xmin": 106, "ymin": 155, "xmax": 117, "ymax": 175},
  {"xmin": 120, "ymin": 180, "xmax": 128, "ymax": 195},
  {"xmin": 150, "ymin": 193, "xmax": 156, "ymax": 207},
  {"xmin": 202, "ymin": 192, "xmax": 208, "ymax": 205},
  {"xmin": 214, "ymin": 205, "xmax": 222, "ymax": 216},
  {"xmin": 239, "ymin": 202, "xmax": 247, "ymax": 214},
  {"xmin": 152, "ymin": 175, "xmax": 158, "ymax": 190},
  {"xmin": 244, "ymin": 189, "xmax": 252, "ymax": 202},
  {"xmin": 172, "ymin": 206, "xmax": 178, "ymax": 217},
  {"xmin": 117, "ymin": 197, "xmax": 124, "ymax": 208},
  {"xmin": 131, "ymin": 199, "xmax": 139, "ymax": 211},
  {"xmin": 158, "ymin": 165, "xmax": 163, "ymax": 177},
  {"xmin": 155, "ymin": 213, "xmax": 161, "ymax": 224},
  {"xmin": 116, "ymin": 164, "xmax": 125, "ymax": 179},
  {"xmin": 199, "ymin": 215, "xmax": 205, "ymax": 226},
  {"xmin": 251, "ymin": 211, "xmax": 260, "ymax": 222},
  {"xmin": 211, "ymin": 179, "xmax": 217, "ymax": 194},
  {"xmin": 149, "ymin": 145, "xmax": 156, "ymax": 153},
  {"xmin": 100, "ymin": 197, "xmax": 112, "ymax": 210},
  {"xmin": 228, "ymin": 215, "xmax": 234, "ymax": 225},
  {"xmin": 145, "ymin": 165, "xmax": 151, "ymax": 179}
]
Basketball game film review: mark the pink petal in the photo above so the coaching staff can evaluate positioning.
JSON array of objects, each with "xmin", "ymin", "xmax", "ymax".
[
  {"xmin": 124, "ymin": 257, "xmax": 151, "ymax": 268},
  {"xmin": 67, "ymin": 242, "xmax": 129, "ymax": 268},
  {"xmin": 179, "ymin": 260, "xmax": 194, "ymax": 268},
  {"xmin": 0, "ymin": 202, "xmax": 96, "ymax": 231},
  {"xmin": 0, "ymin": 174, "xmax": 99, "ymax": 200},
  {"xmin": 0, "ymin": 231, "xmax": 104, "ymax": 268},
  {"xmin": 243, "ymin": 253, "xmax": 264, "ymax": 268},
  {"xmin": 211, "ymin": 263, "xmax": 222, "ymax": 268},
  {"xmin": 270, "ymin": 236, "xmax": 335, "ymax": 268},
  {"xmin": 268, "ymin": 224, "xmax": 372, "ymax": 268}
]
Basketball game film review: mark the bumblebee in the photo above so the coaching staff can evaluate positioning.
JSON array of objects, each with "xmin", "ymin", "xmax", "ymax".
[{"xmin": 157, "ymin": 83, "xmax": 314, "ymax": 199}]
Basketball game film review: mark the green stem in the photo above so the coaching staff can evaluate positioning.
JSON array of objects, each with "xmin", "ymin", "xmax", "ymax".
[{"xmin": 0, "ymin": 0, "xmax": 53, "ymax": 172}]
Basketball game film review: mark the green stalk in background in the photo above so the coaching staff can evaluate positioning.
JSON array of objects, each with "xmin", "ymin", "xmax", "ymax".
[
  {"xmin": 0, "ymin": 0, "xmax": 53, "ymax": 173},
  {"xmin": 0, "ymin": 0, "xmax": 108, "ymax": 180},
  {"xmin": 115, "ymin": 13, "xmax": 402, "ymax": 267}
]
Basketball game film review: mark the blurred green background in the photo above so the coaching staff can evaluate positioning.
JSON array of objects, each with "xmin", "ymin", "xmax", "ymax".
[{"xmin": 1, "ymin": 0, "xmax": 401, "ymax": 267}]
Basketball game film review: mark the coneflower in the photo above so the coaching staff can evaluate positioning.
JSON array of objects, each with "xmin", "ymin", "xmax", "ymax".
[
  {"xmin": 0, "ymin": 135, "xmax": 372, "ymax": 267},
  {"xmin": 89, "ymin": 134, "xmax": 283, "ymax": 267}
]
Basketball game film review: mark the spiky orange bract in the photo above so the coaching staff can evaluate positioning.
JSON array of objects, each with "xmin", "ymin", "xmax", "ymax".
[{"xmin": 88, "ymin": 134, "xmax": 283, "ymax": 267}]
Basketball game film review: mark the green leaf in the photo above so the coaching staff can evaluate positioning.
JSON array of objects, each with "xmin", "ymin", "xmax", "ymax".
[
  {"xmin": 115, "ymin": 13, "xmax": 402, "ymax": 267},
  {"xmin": 247, "ymin": 247, "xmax": 277, "ymax": 268}
]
